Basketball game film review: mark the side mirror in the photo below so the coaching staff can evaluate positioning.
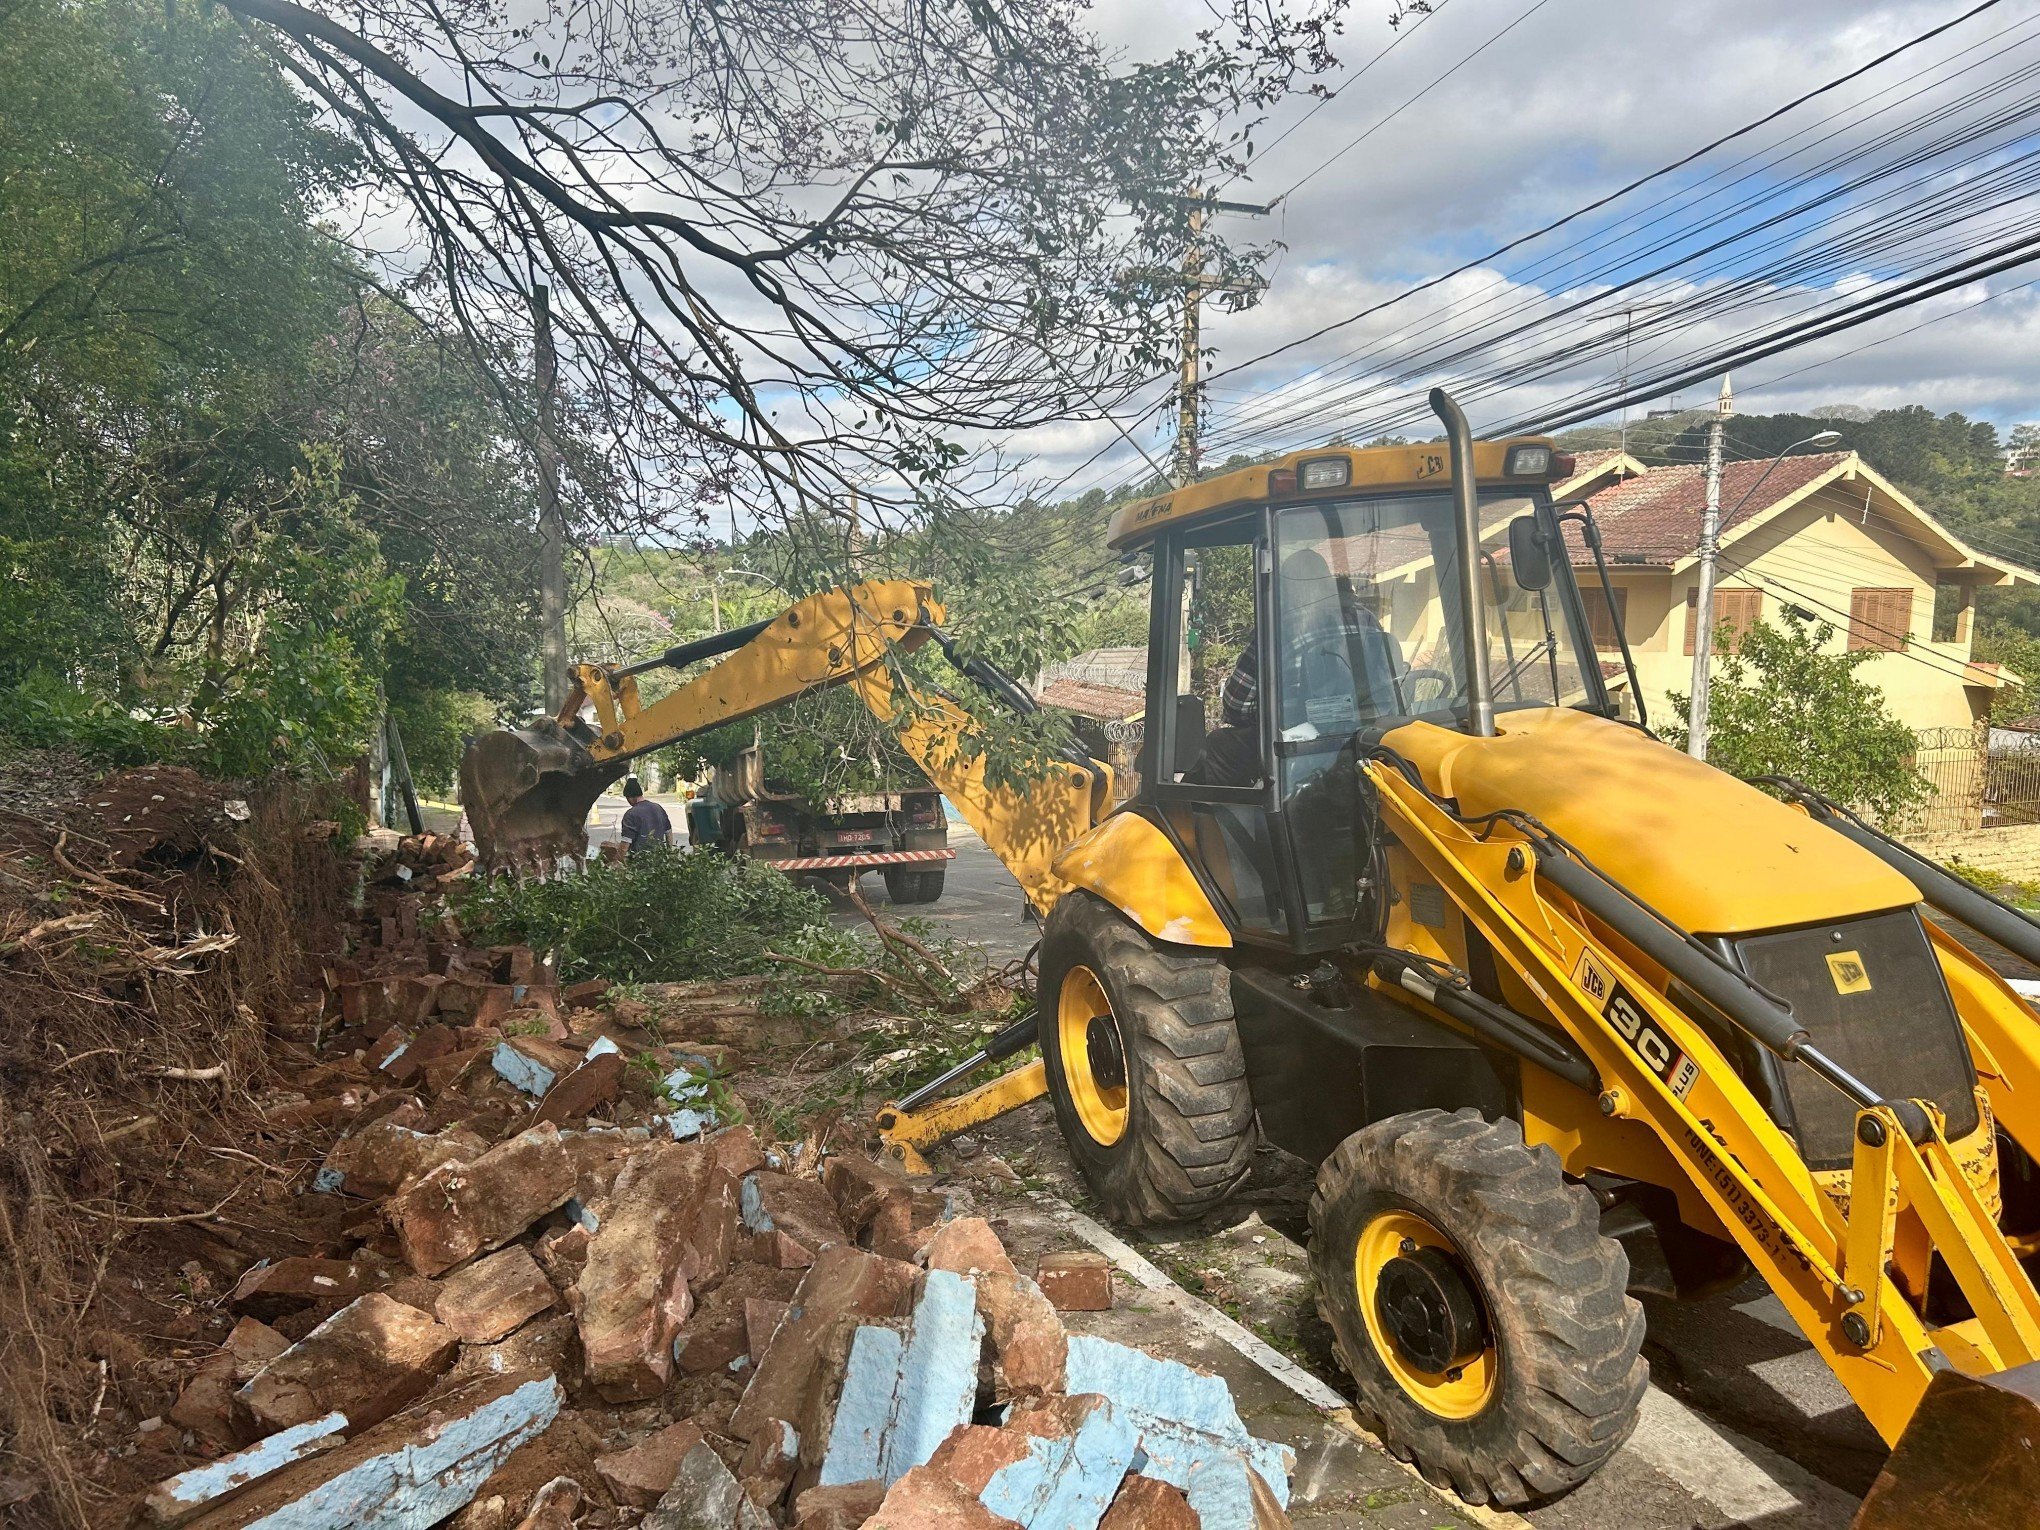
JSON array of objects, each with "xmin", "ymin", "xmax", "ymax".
[{"xmin": 1508, "ymin": 514, "xmax": 1552, "ymax": 592}]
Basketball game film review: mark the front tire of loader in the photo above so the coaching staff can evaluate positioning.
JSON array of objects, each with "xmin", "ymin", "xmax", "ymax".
[
  {"xmin": 1309, "ymin": 1109, "xmax": 1647, "ymax": 1508},
  {"xmin": 1038, "ymin": 892, "xmax": 1255, "ymax": 1226}
]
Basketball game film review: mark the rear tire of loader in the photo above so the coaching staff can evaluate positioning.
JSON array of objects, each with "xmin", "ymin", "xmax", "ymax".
[
  {"xmin": 1309, "ymin": 1109, "xmax": 1647, "ymax": 1508},
  {"xmin": 1038, "ymin": 892, "xmax": 1254, "ymax": 1226}
]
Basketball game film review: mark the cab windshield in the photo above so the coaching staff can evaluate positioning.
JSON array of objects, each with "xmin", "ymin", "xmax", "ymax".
[{"xmin": 1271, "ymin": 490, "xmax": 1601, "ymax": 741}]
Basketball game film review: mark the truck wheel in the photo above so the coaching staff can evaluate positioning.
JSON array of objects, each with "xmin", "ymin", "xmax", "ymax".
[
  {"xmin": 1309, "ymin": 1109, "xmax": 1646, "ymax": 1508},
  {"xmin": 885, "ymin": 868, "xmax": 947, "ymax": 904},
  {"xmin": 1038, "ymin": 892, "xmax": 1254, "ymax": 1226}
]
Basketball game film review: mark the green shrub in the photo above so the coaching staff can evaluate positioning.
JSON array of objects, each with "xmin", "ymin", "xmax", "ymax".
[{"xmin": 453, "ymin": 846, "xmax": 830, "ymax": 982}]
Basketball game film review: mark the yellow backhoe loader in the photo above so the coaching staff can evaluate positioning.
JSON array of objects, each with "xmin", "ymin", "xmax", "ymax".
[{"xmin": 461, "ymin": 390, "xmax": 2040, "ymax": 1520}]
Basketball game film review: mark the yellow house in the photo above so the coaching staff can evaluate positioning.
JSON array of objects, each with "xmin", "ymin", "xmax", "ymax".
[{"xmin": 1559, "ymin": 448, "xmax": 2036, "ymax": 732}]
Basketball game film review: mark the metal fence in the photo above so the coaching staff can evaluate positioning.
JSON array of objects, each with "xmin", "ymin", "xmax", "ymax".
[{"xmin": 1910, "ymin": 725, "xmax": 2040, "ymax": 833}]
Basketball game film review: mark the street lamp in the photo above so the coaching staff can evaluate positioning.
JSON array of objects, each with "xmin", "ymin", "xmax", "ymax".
[{"xmin": 1687, "ymin": 428, "xmax": 1844, "ymax": 758}]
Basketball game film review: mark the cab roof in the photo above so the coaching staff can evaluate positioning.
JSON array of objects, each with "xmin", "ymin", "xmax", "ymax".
[{"xmin": 1106, "ymin": 437, "xmax": 1568, "ymax": 550}]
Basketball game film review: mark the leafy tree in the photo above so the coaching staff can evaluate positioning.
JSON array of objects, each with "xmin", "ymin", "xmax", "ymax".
[{"xmin": 1665, "ymin": 612, "xmax": 1930, "ymax": 825}]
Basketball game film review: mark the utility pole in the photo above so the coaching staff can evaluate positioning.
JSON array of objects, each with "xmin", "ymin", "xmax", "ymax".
[
  {"xmin": 531, "ymin": 284, "xmax": 569, "ymax": 716},
  {"xmin": 1686, "ymin": 374, "xmax": 1733, "ymax": 761},
  {"xmin": 1173, "ymin": 195, "xmax": 1206, "ymax": 489},
  {"xmin": 1171, "ymin": 191, "xmax": 1271, "ymax": 489}
]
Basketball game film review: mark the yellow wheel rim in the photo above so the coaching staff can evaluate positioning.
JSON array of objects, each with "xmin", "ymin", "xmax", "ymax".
[
  {"xmin": 1355, "ymin": 1210, "xmax": 1497, "ymax": 1421},
  {"xmin": 1058, "ymin": 964, "xmax": 1128, "ymax": 1147}
]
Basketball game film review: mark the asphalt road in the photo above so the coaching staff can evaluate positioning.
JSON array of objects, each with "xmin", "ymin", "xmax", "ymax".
[{"xmin": 917, "ymin": 830, "xmax": 1875, "ymax": 1528}]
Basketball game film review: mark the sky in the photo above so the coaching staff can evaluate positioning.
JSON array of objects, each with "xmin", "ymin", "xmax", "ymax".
[{"xmin": 1004, "ymin": 0, "xmax": 2040, "ymax": 501}]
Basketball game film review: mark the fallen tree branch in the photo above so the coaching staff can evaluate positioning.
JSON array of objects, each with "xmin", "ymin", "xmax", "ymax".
[
  {"xmin": 69, "ymin": 1187, "xmax": 245, "ymax": 1226},
  {"xmin": 155, "ymin": 1064, "xmax": 228, "ymax": 1082}
]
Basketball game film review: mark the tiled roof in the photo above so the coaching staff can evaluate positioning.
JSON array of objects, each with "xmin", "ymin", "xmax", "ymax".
[
  {"xmin": 1035, "ymin": 678, "xmax": 1143, "ymax": 721},
  {"xmin": 1564, "ymin": 449, "xmax": 1630, "ymax": 476},
  {"xmin": 1570, "ymin": 451, "xmax": 1851, "ymax": 565}
]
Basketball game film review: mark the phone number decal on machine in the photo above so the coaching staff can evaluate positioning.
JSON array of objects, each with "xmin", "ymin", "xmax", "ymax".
[{"xmin": 1573, "ymin": 949, "xmax": 1699, "ymax": 1100}]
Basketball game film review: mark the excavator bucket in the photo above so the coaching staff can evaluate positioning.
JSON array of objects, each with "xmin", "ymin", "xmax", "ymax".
[
  {"xmin": 1852, "ymin": 1362, "xmax": 2040, "ymax": 1527},
  {"xmin": 458, "ymin": 719, "xmax": 627, "ymax": 873}
]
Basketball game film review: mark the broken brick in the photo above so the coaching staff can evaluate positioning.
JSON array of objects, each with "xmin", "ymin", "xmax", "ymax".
[
  {"xmin": 229, "ymin": 1258, "xmax": 381, "ymax": 1312},
  {"xmin": 710, "ymin": 1124, "xmax": 769, "ymax": 1180},
  {"xmin": 745, "ymin": 1298, "xmax": 789, "ymax": 1365},
  {"xmin": 1034, "ymin": 1250, "xmax": 1113, "ymax": 1313},
  {"xmin": 791, "ymin": 1480, "xmax": 887, "ymax": 1530},
  {"xmin": 322, "ymin": 1118, "xmax": 481, "ymax": 1200},
  {"xmin": 731, "ymin": 1246, "xmax": 920, "ymax": 1442},
  {"xmin": 741, "ymin": 1172, "xmax": 848, "ymax": 1267},
  {"xmin": 394, "ymin": 1123, "xmax": 576, "ymax": 1277},
  {"xmin": 237, "ymin": 1292, "xmax": 457, "ymax": 1435},
  {"xmin": 674, "ymin": 1307, "xmax": 748, "ymax": 1375},
  {"xmin": 738, "ymin": 1416, "xmax": 801, "ymax": 1514},
  {"xmin": 533, "ymin": 1051, "xmax": 624, "ymax": 1127},
  {"xmin": 920, "ymin": 1217, "xmax": 1015, "ymax": 1280},
  {"xmin": 167, "ymin": 1354, "xmax": 240, "ymax": 1446},
  {"xmin": 145, "ymin": 1411, "xmax": 349, "ymax": 1524},
  {"xmin": 823, "ymin": 1155, "xmax": 946, "ymax": 1260},
  {"xmin": 866, "ymin": 1466, "xmax": 1021, "ymax": 1530},
  {"xmin": 531, "ymin": 1224, "xmax": 590, "ymax": 1293},
  {"xmin": 1099, "ymin": 1474, "xmax": 1200, "ymax": 1530},
  {"xmin": 491, "ymin": 1036, "xmax": 580, "ymax": 1097},
  {"xmin": 509, "ymin": 1475, "xmax": 582, "ymax": 1530},
  {"xmin": 562, "ymin": 977, "xmax": 609, "ymax": 1006},
  {"xmin": 595, "ymin": 1421, "xmax": 706, "ymax": 1509},
  {"xmin": 974, "ymin": 1273, "xmax": 1066, "ymax": 1402},
  {"xmin": 435, "ymin": 1246, "xmax": 556, "ymax": 1344},
  {"xmin": 572, "ymin": 1142, "xmax": 729, "ymax": 1401}
]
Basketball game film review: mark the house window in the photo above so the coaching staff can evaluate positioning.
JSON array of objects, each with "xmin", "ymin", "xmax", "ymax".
[
  {"xmin": 1584, "ymin": 586, "xmax": 1628, "ymax": 651},
  {"xmin": 1848, "ymin": 587, "xmax": 1913, "ymax": 652},
  {"xmin": 1932, "ymin": 578, "xmax": 1971, "ymax": 643},
  {"xmin": 1684, "ymin": 586, "xmax": 1763, "ymax": 655}
]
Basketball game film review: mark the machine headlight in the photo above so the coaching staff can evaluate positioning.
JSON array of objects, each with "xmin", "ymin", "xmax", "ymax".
[
  {"xmin": 1298, "ymin": 457, "xmax": 1351, "ymax": 490},
  {"xmin": 1504, "ymin": 444, "xmax": 1553, "ymax": 477}
]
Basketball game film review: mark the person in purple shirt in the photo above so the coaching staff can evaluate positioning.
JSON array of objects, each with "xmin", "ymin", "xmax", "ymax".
[{"xmin": 618, "ymin": 777, "xmax": 673, "ymax": 853}]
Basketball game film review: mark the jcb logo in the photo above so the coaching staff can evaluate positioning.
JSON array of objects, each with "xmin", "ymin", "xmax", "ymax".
[
  {"xmin": 1589, "ymin": 965, "xmax": 1696, "ymax": 1101},
  {"xmin": 1415, "ymin": 453, "xmax": 1445, "ymax": 479}
]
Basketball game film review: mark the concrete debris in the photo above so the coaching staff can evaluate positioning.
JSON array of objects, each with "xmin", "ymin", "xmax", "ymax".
[
  {"xmin": 237, "ymin": 1292, "xmax": 457, "ymax": 1435},
  {"xmin": 143, "ymin": 1413, "xmax": 347, "ymax": 1525},
  {"xmin": 136, "ymin": 881, "xmax": 1291, "ymax": 1530},
  {"xmin": 811, "ymin": 1268, "xmax": 983, "ymax": 1490},
  {"xmin": 179, "ymin": 1373, "xmax": 561, "ymax": 1529},
  {"xmin": 642, "ymin": 1438, "xmax": 774, "ymax": 1530},
  {"xmin": 594, "ymin": 1420, "xmax": 707, "ymax": 1508},
  {"xmin": 1064, "ymin": 1333, "xmax": 1294, "ymax": 1528},
  {"xmin": 509, "ymin": 1475, "xmax": 583, "ymax": 1530}
]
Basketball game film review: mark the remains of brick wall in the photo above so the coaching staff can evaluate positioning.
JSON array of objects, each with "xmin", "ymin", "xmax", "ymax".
[{"xmin": 1902, "ymin": 823, "xmax": 2040, "ymax": 881}]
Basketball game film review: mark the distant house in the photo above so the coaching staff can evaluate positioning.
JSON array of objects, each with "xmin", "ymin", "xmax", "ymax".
[{"xmin": 1559, "ymin": 449, "xmax": 2036, "ymax": 733}]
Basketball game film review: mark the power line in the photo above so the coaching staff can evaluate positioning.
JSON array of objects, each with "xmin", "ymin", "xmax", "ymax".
[
  {"xmin": 1189, "ymin": 0, "xmax": 2016, "ymax": 399},
  {"xmin": 1269, "ymin": 0, "xmax": 1563, "ymax": 203},
  {"xmin": 1217, "ymin": 0, "xmax": 1462, "ymax": 193}
]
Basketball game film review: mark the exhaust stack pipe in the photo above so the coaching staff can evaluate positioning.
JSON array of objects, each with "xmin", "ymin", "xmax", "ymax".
[{"xmin": 1430, "ymin": 387, "xmax": 1494, "ymax": 738}]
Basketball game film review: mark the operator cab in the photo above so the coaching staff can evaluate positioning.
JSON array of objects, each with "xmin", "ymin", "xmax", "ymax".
[{"xmin": 1111, "ymin": 438, "xmax": 1618, "ymax": 953}]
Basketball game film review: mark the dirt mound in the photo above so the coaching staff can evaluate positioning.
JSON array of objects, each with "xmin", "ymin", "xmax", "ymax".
[
  {"xmin": 0, "ymin": 750, "xmax": 353, "ymax": 1529},
  {"xmin": 81, "ymin": 763, "xmax": 245, "ymax": 870}
]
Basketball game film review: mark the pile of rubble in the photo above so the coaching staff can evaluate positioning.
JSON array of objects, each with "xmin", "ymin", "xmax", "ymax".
[{"xmin": 138, "ymin": 854, "xmax": 1295, "ymax": 1529}]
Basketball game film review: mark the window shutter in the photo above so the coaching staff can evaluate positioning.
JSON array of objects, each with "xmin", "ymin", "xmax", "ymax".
[
  {"xmin": 1685, "ymin": 585, "xmax": 1760, "ymax": 655},
  {"xmin": 1848, "ymin": 588, "xmax": 1912, "ymax": 652},
  {"xmin": 1717, "ymin": 588, "xmax": 1762, "ymax": 653},
  {"xmin": 1587, "ymin": 587, "xmax": 1629, "ymax": 651}
]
